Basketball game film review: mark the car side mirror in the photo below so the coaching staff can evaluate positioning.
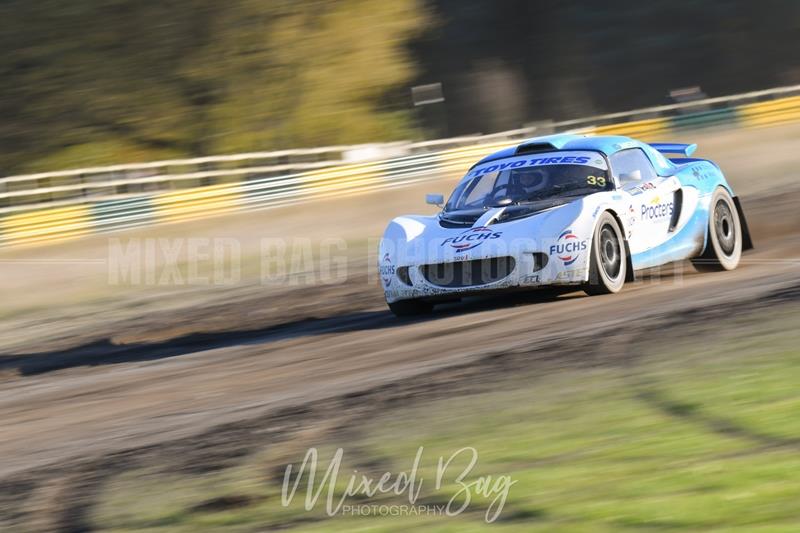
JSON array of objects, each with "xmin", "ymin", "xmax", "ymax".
[
  {"xmin": 425, "ymin": 194, "xmax": 444, "ymax": 207},
  {"xmin": 619, "ymin": 169, "xmax": 642, "ymax": 183}
]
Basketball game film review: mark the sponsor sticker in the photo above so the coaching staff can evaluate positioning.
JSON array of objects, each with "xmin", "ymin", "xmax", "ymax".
[
  {"xmin": 629, "ymin": 181, "xmax": 657, "ymax": 195},
  {"xmin": 441, "ymin": 226, "xmax": 503, "ymax": 252},
  {"xmin": 380, "ymin": 253, "xmax": 395, "ymax": 287},
  {"xmin": 468, "ymin": 151, "xmax": 607, "ymax": 178},
  {"xmin": 549, "ymin": 229, "xmax": 587, "ymax": 266},
  {"xmin": 556, "ymin": 269, "xmax": 584, "ymax": 281},
  {"xmin": 627, "ymin": 203, "xmax": 637, "ymax": 236},
  {"xmin": 691, "ymin": 166, "xmax": 713, "ymax": 181},
  {"xmin": 641, "ymin": 197, "xmax": 674, "ymax": 220}
]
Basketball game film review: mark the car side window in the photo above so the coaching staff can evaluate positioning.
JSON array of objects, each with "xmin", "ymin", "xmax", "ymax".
[{"xmin": 610, "ymin": 149, "xmax": 657, "ymax": 187}]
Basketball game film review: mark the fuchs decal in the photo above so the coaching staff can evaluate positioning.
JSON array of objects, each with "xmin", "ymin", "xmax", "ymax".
[
  {"xmin": 549, "ymin": 229, "xmax": 588, "ymax": 266},
  {"xmin": 441, "ymin": 226, "xmax": 503, "ymax": 252},
  {"xmin": 380, "ymin": 253, "xmax": 395, "ymax": 286}
]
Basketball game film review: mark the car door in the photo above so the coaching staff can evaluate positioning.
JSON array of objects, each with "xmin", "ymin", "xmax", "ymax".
[{"xmin": 610, "ymin": 148, "xmax": 678, "ymax": 254}]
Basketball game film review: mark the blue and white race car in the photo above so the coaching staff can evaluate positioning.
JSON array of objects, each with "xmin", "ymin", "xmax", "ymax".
[{"xmin": 379, "ymin": 134, "xmax": 752, "ymax": 316}]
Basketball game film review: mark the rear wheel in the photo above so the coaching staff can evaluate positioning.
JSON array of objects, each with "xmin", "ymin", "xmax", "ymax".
[
  {"xmin": 584, "ymin": 212, "xmax": 627, "ymax": 295},
  {"xmin": 692, "ymin": 187, "xmax": 742, "ymax": 271},
  {"xmin": 387, "ymin": 299, "xmax": 433, "ymax": 317}
]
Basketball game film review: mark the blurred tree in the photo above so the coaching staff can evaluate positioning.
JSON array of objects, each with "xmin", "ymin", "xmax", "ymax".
[
  {"xmin": 2, "ymin": 0, "xmax": 800, "ymax": 173},
  {"xmin": 413, "ymin": 0, "xmax": 800, "ymax": 135},
  {"xmin": 0, "ymin": 0, "xmax": 429, "ymax": 173}
]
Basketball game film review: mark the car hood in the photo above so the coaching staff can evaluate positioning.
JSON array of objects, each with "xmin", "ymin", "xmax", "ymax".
[
  {"xmin": 383, "ymin": 197, "xmax": 585, "ymax": 265},
  {"xmin": 439, "ymin": 197, "xmax": 581, "ymax": 227}
]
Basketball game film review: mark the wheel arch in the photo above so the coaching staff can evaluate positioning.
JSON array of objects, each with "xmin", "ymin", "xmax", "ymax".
[
  {"xmin": 699, "ymin": 184, "xmax": 752, "ymax": 255},
  {"xmin": 733, "ymin": 195, "xmax": 754, "ymax": 251},
  {"xmin": 592, "ymin": 208, "xmax": 636, "ymax": 283}
]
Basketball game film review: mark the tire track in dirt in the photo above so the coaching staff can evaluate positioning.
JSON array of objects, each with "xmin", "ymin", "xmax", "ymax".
[{"xmin": 0, "ymin": 280, "xmax": 798, "ymax": 530}]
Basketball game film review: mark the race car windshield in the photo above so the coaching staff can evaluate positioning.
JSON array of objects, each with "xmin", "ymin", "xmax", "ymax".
[{"xmin": 445, "ymin": 159, "xmax": 612, "ymax": 212}]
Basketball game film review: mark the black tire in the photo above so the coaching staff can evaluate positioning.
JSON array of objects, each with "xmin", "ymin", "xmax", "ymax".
[
  {"xmin": 691, "ymin": 187, "xmax": 742, "ymax": 272},
  {"xmin": 584, "ymin": 211, "xmax": 627, "ymax": 295},
  {"xmin": 388, "ymin": 299, "xmax": 433, "ymax": 317}
]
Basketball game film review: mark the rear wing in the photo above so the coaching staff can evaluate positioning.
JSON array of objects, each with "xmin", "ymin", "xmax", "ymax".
[{"xmin": 649, "ymin": 143, "xmax": 697, "ymax": 157}]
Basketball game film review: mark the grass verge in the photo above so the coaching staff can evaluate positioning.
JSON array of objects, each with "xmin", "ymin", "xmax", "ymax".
[{"xmin": 92, "ymin": 302, "xmax": 800, "ymax": 532}]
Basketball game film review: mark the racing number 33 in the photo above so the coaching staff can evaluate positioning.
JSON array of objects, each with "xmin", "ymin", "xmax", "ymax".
[{"xmin": 587, "ymin": 175, "xmax": 606, "ymax": 187}]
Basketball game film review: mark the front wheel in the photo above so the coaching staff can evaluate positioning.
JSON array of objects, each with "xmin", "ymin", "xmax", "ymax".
[
  {"xmin": 584, "ymin": 212, "xmax": 627, "ymax": 295},
  {"xmin": 691, "ymin": 187, "xmax": 742, "ymax": 272},
  {"xmin": 387, "ymin": 299, "xmax": 433, "ymax": 317}
]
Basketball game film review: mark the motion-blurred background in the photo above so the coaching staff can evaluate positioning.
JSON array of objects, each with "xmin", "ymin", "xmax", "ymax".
[
  {"xmin": 1, "ymin": 2, "xmax": 800, "ymax": 532},
  {"xmin": 2, "ymin": 0, "xmax": 799, "ymax": 174}
]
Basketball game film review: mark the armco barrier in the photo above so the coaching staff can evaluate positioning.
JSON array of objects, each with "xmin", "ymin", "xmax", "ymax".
[
  {"xmin": 669, "ymin": 107, "xmax": 740, "ymax": 131},
  {"xmin": 4, "ymin": 83, "xmax": 800, "ymax": 216},
  {"xmin": 1, "ymin": 86, "xmax": 800, "ymax": 247},
  {"xmin": 737, "ymin": 95, "xmax": 800, "ymax": 128},
  {"xmin": 590, "ymin": 117, "xmax": 672, "ymax": 141},
  {"xmin": 0, "ymin": 205, "xmax": 95, "ymax": 247},
  {"xmin": 151, "ymin": 183, "xmax": 242, "ymax": 224}
]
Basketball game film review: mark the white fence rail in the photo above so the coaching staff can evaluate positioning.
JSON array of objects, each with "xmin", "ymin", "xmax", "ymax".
[
  {"xmin": 2, "ymin": 83, "xmax": 800, "ymax": 216},
  {"xmin": 2, "ymin": 83, "xmax": 800, "ymax": 247}
]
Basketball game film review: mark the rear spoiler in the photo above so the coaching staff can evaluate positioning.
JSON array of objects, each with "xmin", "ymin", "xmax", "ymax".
[{"xmin": 649, "ymin": 143, "xmax": 697, "ymax": 157}]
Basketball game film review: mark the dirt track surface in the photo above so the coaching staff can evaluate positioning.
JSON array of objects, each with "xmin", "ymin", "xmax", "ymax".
[
  {"xmin": 2, "ymin": 229, "xmax": 798, "ymax": 475},
  {"xmin": 0, "ymin": 125, "xmax": 799, "ymax": 528}
]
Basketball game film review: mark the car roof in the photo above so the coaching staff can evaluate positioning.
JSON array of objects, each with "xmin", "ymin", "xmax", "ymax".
[{"xmin": 471, "ymin": 133, "xmax": 674, "ymax": 175}]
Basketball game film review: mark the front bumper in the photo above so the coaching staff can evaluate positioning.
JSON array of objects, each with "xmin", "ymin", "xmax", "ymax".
[{"xmin": 383, "ymin": 251, "xmax": 587, "ymax": 303}]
